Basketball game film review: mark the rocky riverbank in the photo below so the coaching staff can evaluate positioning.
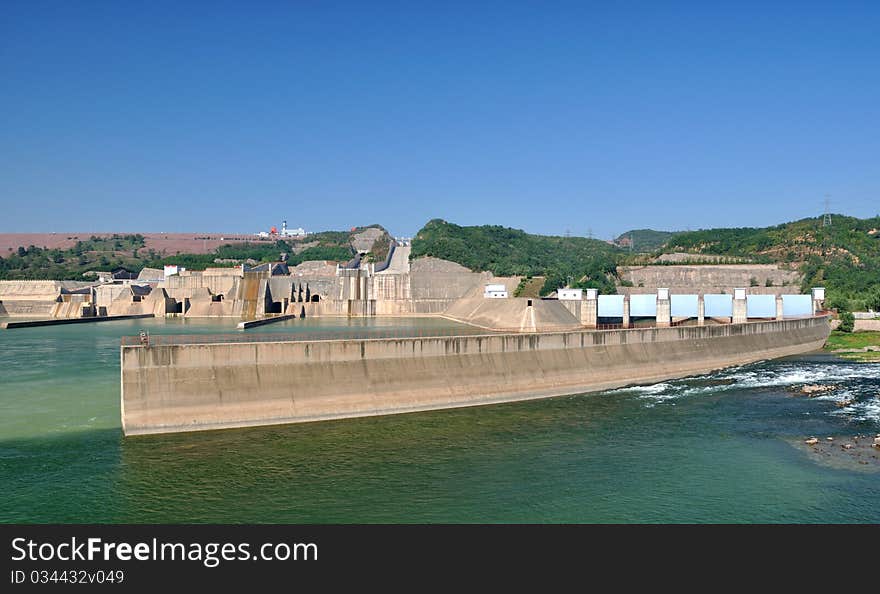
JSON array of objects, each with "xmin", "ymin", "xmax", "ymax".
[{"xmin": 797, "ymin": 434, "xmax": 880, "ymax": 470}]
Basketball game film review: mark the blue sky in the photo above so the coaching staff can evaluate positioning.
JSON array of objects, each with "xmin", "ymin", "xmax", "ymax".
[{"xmin": 1, "ymin": 1, "xmax": 878, "ymax": 238}]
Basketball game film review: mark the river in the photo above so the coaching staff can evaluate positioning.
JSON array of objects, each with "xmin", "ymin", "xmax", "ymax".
[{"xmin": 0, "ymin": 317, "xmax": 878, "ymax": 523}]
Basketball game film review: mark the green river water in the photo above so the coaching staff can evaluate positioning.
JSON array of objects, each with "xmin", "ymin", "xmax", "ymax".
[{"xmin": 1, "ymin": 317, "xmax": 878, "ymax": 523}]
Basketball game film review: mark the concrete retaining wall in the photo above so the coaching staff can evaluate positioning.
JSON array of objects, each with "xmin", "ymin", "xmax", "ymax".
[
  {"xmin": 95, "ymin": 285, "xmax": 131, "ymax": 309},
  {"xmin": 0, "ymin": 280, "xmax": 69, "ymax": 317},
  {"xmin": 829, "ymin": 319, "xmax": 880, "ymax": 331},
  {"xmin": 121, "ymin": 316, "xmax": 831, "ymax": 436},
  {"xmin": 0, "ymin": 300, "xmax": 57, "ymax": 317},
  {"xmin": 856, "ymin": 320, "xmax": 880, "ymax": 331},
  {"xmin": 163, "ymin": 273, "xmax": 239, "ymax": 297},
  {"xmin": 442, "ymin": 297, "xmax": 581, "ymax": 332},
  {"xmin": 372, "ymin": 298, "xmax": 456, "ymax": 316},
  {"xmin": 618, "ymin": 265, "xmax": 801, "ymax": 294}
]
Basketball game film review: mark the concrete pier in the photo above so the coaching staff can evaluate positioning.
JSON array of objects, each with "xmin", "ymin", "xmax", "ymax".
[
  {"xmin": 656, "ymin": 288, "xmax": 670, "ymax": 327},
  {"xmin": 812, "ymin": 287, "xmax": 825, "ymax": 314},
  {"xmin": 2, "ymin": 313, "xmax": 154, "ymax": 329},
  {"xmin": 582, "ymin": 289, "xmax": 598, "ymax": 328},
  {"xmin": 236, "ymin": 314, "xmax": 298, "ymax": 329},
  {"xmin": 733, "ymin": 289, "xmax": 747, "ymax": 324}
]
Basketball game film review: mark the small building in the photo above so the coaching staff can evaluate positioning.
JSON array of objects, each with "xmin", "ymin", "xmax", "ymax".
[
  {"xmin": 483, "ymin": 283, "xmax": 508, "ymax": 299},
  {"xmin": 558, "ymin": 288, "xmax": 583, "ymax": 301},
  {"xmin": 278, "ymin": 220, "xmax": 307, "ymax": 237},
  {"xmin": 163, "ymin": 265, "xmax": 185, "ymax": 278}
]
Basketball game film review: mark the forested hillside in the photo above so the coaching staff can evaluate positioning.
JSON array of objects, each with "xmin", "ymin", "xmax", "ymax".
[
  {"xmin": 658, "ymin": 215, "xmax": 880, "ymax": 311},
  {"xmin": 614, "ymin": 229, "xmax": 677, "ymax": 252},
  {"xmin": 411, "ymin": 219, "xmax": 620, "ymax": 295}
]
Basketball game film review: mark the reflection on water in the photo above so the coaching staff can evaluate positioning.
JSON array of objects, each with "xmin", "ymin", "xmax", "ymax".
[{"xmin": 1, "ymin": 319, "xmax": 878, "ymax": 523}]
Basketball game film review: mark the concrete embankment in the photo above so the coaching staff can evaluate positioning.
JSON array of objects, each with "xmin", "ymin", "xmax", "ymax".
[
  {"xmin": 0, "ymin": 280, "xmax": 90, "ymax": 317},
  {"xmin": 3, "ymin": 314, "xmax": 154, "ymax": 329},
  {"xmin": 121, "ymin": 316, "xmax": 830, "ymax": 436},
  {"xmin": 441, "ymin": 297, "xmax": 581, "ymax": 332}
]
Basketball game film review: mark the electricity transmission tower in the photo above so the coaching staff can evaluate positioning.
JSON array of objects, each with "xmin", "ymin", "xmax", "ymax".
[{"xmin": 822, "ymin": 195, "xmax": 832, "ymax": 227}]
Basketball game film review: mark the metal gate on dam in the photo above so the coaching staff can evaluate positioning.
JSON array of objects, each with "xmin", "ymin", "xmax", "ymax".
[
  {"xmin": 588, "ymin": 287, "xmax": 822, "ymax": 329},
  {"xmin": 599, "ymin": 292, "xmax": 814, "ymax": 318}
]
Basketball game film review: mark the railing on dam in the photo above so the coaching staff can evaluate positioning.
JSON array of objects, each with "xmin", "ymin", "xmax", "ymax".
[
  {"xmin": 121, "ymin": 324, "xmax": 592, "ymax": 346},
  {"xmin": 121, "ymin": 327, "xmax": 484, "ymax": 346}
]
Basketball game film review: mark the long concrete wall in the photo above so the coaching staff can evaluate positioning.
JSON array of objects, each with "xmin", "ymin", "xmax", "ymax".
[
  {"xmin": 618, "ymin": 265, "xmax": 801, "ymax": 295},
  {"xmin": 121, "ymin": 316, "xmax": 830, "ymax": 436}
]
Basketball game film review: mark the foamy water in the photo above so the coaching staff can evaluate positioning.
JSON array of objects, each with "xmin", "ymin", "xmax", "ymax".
[{"xmin": 605, "ymin": 359, "xmax": 880, "ymax": 425}]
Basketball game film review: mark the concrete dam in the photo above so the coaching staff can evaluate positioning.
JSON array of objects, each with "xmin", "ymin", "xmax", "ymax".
[{"xmin": 120, "ymin": 315, "xmax": 831, "ymax": 436}]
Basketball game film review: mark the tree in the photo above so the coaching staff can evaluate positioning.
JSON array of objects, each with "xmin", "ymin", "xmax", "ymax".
[
  {"xmin": 865, "ymin": 288, "xmax": 880, "ymax": 312},
  {"xmin": 838, "ymin": 312, "xmax": 855, "ymax": 333}
]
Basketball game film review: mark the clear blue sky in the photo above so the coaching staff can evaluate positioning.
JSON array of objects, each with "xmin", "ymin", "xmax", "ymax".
[{"xmin": 1, "ymin": 1, "xmax": 878, "ymax": 238}]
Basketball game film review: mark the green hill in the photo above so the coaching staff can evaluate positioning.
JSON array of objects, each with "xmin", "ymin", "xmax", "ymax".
[
  {"xmin": 412, "ymin": 216, "xmax": 880, "ymax": 309},
  {"xmin": 614, "ymin": 229, "xmax": 677, "ymax": 252},
  {"xmin": 411, "ymin": 219, "xmax": 620, "ymax": 295},
  {"xmin": 658, "ymin": 215, "xmax": 880, "ymax": 311}
]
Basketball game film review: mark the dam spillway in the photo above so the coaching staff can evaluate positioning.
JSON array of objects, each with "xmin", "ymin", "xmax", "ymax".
[{"xmin": 120, "ymin": 315, "xmax": 831, "ymax": 436}]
